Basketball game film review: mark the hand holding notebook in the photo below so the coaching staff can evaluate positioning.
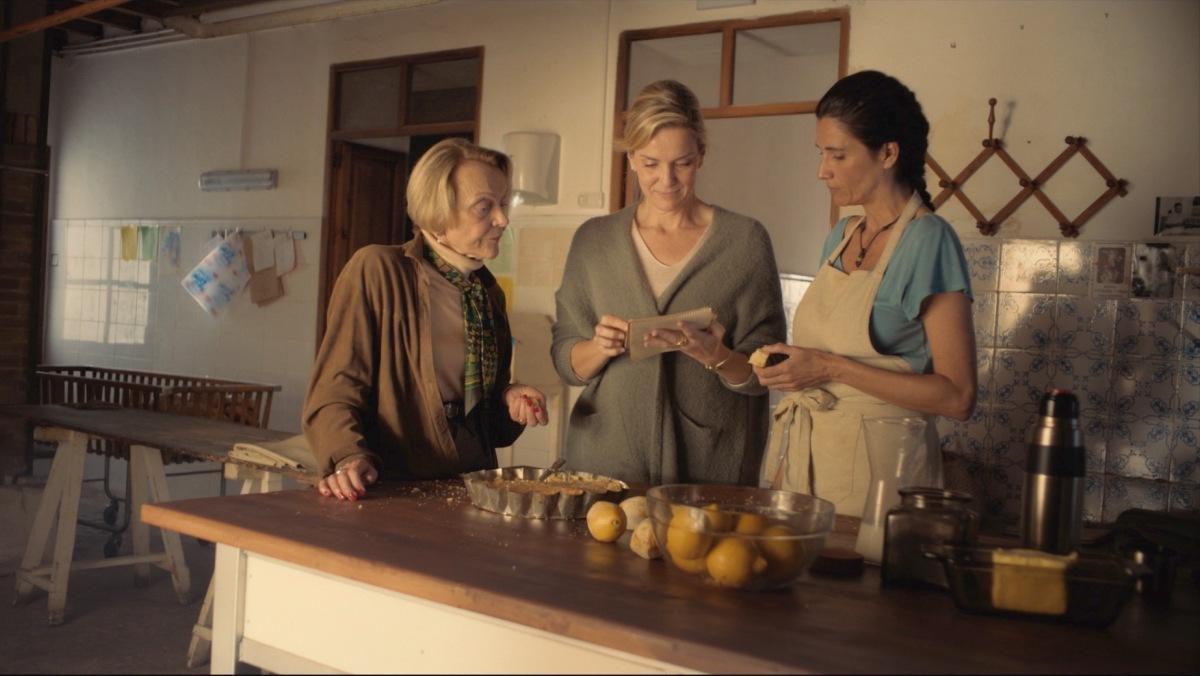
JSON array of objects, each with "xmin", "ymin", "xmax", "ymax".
[{"xmin": 624, "ymin": 306, "xmax": 715, "ymax": 362}]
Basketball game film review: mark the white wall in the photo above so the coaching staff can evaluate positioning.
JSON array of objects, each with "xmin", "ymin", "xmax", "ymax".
[{"xmin": 44, "ymin": 0, "xmax": 1200, "ymax": 463}]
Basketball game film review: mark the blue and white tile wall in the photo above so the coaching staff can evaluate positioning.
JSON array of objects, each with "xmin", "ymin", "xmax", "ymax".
[{"xmin": 941, "ymin": 238, "xmax": 1200, "ymax": 527}]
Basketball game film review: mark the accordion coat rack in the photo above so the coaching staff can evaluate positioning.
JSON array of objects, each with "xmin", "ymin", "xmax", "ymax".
[{"xmin": 925, "ymin": 98, "xmax": 1128, "ymax": 237}]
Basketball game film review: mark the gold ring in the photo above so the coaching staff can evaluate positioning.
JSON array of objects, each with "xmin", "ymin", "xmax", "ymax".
[{"xmin": 676, "ymin": 336, "xmax": 689, "ymax": 347}]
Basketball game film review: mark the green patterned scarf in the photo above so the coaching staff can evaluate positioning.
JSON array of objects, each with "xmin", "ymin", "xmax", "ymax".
[{"xmin": 424, "ymin": 243, "xmax": 497, "ymax": 413}]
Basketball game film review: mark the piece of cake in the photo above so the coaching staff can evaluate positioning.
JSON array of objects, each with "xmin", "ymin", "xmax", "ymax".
[
  {"xmin": 990, "ymin": 548, "xmax": 1078, "ymax": 615},
  {"xmin": 748, "ymin": 348, "xmax": 770, "ymax": 367}
]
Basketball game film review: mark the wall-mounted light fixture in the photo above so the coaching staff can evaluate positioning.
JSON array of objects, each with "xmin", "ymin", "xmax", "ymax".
[
  {"xmin": 199, "ymin": 169, "xmax": 278, "ymax": 192},
  {"xmin": 503, "ymin": 132, "xmax": 558, "ymax": 206}
]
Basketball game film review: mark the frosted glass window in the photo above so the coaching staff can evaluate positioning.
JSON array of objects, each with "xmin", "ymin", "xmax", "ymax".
[
  {"xmin": 733, "ymin": 22, "xmax": 840, "ymax": 105},
  {"xmin": 695, "ymin": 115, "xmax": 830, "ymax": 276},
  {"xmin": 407, "ymin": 58, "xmax": 480, "ymax": 125},
  {"xmin": 628, "ymin": 33, "xmax": 722, "ymax": 108},
  {"xmin": 338, "ymin": 66, "xmax": 402, "ymax": 132}
]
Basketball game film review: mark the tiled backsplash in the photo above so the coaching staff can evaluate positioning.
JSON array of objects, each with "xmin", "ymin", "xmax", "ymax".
[{"xmin": 941, "ymin": 238, "xmax": 1199, "ymax": 527}]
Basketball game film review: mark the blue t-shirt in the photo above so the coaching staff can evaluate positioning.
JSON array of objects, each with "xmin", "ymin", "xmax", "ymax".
[{"xmin": 820, "ymin": 214, "xmax": 972, "ymax": 374}]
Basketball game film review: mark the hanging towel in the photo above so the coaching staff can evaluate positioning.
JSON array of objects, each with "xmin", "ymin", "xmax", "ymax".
[
  {"xmin": 181, "ymin": 233, "xmax": 250, "ymax": 316},
  {"xmin": 160, "ymin": 228, "xmax": 181, "ymax": 268},
  {"xmin": 137, "ymin": 226, "xmax": 158, "ymax": 261},
  {"xmin": 120, "ymin": 226, "xmax": 138, "ymax": 261}
]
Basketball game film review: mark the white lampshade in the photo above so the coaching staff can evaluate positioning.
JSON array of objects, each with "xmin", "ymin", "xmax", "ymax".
[{"xmin": 503, "ymin": 132, "xmax": 559, "ymax": 206}]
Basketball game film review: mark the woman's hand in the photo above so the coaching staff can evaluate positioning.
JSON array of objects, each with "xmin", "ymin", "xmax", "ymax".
[
  {"xmin": 752, "ymin": 343, "xmax": 836, "ymax": 391},
  {"xmin": 590, "ymin": 314, "xmax": 630, "ymax": 357},
  {"xmin": 505, "ymin": 384, "xmax": 549, "ymax": 427},
  {"xmin": 645, "ymin": 317, "xmax": 729, "ymax": 366},
  {"xmin": 317, "ymin": 456, "xmax": 378, "ymax": 502}
]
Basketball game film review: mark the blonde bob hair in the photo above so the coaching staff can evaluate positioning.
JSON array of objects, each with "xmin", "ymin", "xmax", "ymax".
[
  {"xmin": 406, "ymin": 138, "xmax": 512, "ymax": 234},
  {"xmin": 619, "ymin": 79, "xmax": 707, "ymax": 156}
]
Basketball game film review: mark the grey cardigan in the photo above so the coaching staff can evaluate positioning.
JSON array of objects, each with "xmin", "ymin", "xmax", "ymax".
[{"xmin": 551, "ymin": 205, "xmax": 786, "ymax": 485}]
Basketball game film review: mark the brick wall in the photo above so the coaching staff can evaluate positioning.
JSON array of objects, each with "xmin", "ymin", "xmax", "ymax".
[{"xmin": 0, "ymin": 144, "xmax": 46, "ymax": 478}]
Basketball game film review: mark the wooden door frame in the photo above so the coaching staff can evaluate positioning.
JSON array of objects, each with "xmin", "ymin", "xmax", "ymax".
[
  {"xmin": 317, "ymin": 46, "xmax": 484, "ymax": 344},
  {"xmin": 610, "ymin": 8, "xmax": 849, "ymax": 224}
]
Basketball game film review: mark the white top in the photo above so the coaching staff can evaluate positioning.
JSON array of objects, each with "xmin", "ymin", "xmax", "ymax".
[{"xmin": 630, "ymin": 217, "xmax": 713, "ymax": 299}]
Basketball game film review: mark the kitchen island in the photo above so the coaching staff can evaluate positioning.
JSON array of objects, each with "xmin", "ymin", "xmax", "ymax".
[{"xmin": 141, "ymin": 481, "xmax": 1198, "ymax": 674}]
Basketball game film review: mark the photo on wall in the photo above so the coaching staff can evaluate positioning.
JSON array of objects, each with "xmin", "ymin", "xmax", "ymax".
[
  {"xmin": 1131, "ymin": 242, "xmax": 1177, "ymax": 299},
  {"xmin": 1090, "ymin": 243, "xmax": 1132, "ymax": 298},
  {"xmin": 1154, "ymin": 195, "xmax": 1200, "ymax": 236}
]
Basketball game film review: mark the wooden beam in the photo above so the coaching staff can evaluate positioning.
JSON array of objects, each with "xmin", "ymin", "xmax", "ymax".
[
  {"xmin": 0, "ymin": 0, "xmax": 131, "ymax": 44},
  {"xmin": 162, "ymin": 0, "xmax": 265, "ymax": 19},
  {"xmin": 53, "ymin": 0, "xmax": 142, "ymax": 32},
  {"xmin": 58, "ymin": 19, "xmax": 104, "ymax": 38}
]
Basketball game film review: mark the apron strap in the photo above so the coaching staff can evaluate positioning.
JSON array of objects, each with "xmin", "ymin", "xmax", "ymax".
[
  {"xmin": 763, "ymin": 389, "xmax": 837, "ymax": 490},
  {"xmin": 870, "ymin": 192, "xmax": 924, "ymax": 279},
  {"xmin": 825, "ymin": 192, "xmax": 925, "ymax": 269}
]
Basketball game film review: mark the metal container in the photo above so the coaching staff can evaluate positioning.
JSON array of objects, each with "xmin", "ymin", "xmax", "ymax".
[
  {"xmin": 461, "ymin": 466, "xmax": 628, "ymax": 520},
  {"xmin": 881, "ymin": 487, "xmax": 978, "ymax": 588},
  {"xmin": 1021, "ymin": 389, "xmax": 1085, "ymax": 554}
]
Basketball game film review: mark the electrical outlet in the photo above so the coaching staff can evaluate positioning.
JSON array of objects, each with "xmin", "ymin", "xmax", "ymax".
[{"xmin": 577, "ymin": 192, "xmax": 605, "ymax": 208}]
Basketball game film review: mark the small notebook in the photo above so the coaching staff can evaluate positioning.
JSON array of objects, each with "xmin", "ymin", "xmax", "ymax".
[{"xmin": 625, "ymin": 306, "xmax": 715, "ymax": 362}]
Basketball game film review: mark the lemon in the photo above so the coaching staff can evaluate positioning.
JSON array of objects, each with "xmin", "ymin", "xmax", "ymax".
[
  {"xmin": 586, "ymin": 501, "xmax": 626, "ymax": 543},
  {"xmin": 757, "ymin": 525, "xmax": 804, "ymax": 581},
  {"xmin": 666, "ymin": 508, "xmax": 713, "ymax": 561},
  {"xmin": 705, "ymin": 537, "xmax": 768, "ymax": 589},
  {"xmin": 702, "ymin": 503, "xmax": 734, "ymax": 532},
  {"xmin": 670, "ymin": 552, "xmax": 709, "ymax": 575},
  {"xmin": 733, "ymin": 512, "xmax": 768, "ymax": 535}
]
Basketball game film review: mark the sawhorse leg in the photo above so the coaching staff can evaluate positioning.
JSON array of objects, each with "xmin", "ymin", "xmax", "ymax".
[
  {"xmin": 13, "ymin": 427, "xmax": 87, "ymax": 626},
  {"xmin": 186, "ymin": 464, "xmax": 283, "ymax": 668},
  {"xmin": 129, "ymin": 445, "xmax": 192, "ymax": 603}
]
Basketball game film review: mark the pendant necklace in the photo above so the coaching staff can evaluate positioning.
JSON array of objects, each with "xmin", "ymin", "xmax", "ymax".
[{"xmin": 854, "ymin": 217, "xmax": 899, "ymax": 267}]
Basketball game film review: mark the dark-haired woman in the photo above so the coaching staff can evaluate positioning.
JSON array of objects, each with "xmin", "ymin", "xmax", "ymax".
[{"xmin": 752, "ymin": 70, "xmax": 976, "ymax": 517}]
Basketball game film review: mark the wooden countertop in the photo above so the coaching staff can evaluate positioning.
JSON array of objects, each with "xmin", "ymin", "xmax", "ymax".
[
  {"xmin": 142, "ymin": 481, "xmax": 1198, "ymax": 674},
  {"xmin": 0, "ymin": 404, "xmax": 317, "ymax": 483}
]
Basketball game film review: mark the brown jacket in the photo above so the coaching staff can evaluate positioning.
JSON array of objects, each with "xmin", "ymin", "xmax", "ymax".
[{"xmin": 302, "ymin": 232, "xmax": 522, "ymax": 478}]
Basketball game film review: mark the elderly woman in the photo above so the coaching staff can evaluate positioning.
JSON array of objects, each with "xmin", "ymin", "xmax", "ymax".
[
  {"xmin": 552, "ymin": 80, "xmax": 786, "ymax": 485},
  {"xmin": 304, "ymin": 138, "xmax": 547, "ymax": 501},
  {"xmin": 754, "ymin": 71, "xmax": 977, "ymax": 517}
]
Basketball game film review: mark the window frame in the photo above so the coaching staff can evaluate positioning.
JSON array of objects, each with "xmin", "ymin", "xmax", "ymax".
[{"xmin": 610, "ymin": 8, "xmax": 849, "ymax": 212}]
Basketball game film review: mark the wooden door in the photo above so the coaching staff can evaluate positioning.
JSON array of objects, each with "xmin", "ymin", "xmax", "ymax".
[{"xmin": 323, "ymin": 142, "xmax": 408, "ymax": 319}]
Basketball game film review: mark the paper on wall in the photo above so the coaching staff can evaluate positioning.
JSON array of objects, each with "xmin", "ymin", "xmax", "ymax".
[
  {"xmin": 274, "ymin": 232, "xmax": 296, "ymax": 275},
  {"xmin": 250, "ymin": 231, "xmax": 275, "ymax": 271},
  {"xmin": 181, "ymin": 234, "xmax": 250, "ymax": 316},
  {"xmin": 242, "ymin": 234, "xmax": 284, "ymax": 306}
]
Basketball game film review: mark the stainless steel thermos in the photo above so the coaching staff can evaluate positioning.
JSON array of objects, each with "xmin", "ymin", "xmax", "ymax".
[{"xmin": 1020, "ymin": 389, "xmax": 1085, "ymax": 554}]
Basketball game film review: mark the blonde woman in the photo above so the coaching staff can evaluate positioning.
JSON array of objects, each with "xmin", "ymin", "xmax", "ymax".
[
  {"xmin": 304, "ymin": 138, "xmax": 548, "ymax": 501},
  {"xmin": 552, "ymin": 80, "xmax": 786, "ymax": 485}
]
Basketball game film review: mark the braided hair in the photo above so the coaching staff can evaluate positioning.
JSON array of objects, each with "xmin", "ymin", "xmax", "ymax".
[{"xmin": 815, "ymin": 71, "xmax": 933, "ymax": 210}]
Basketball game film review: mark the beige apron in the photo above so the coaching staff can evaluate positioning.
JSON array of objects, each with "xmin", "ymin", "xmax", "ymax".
[{"xmin": 762, "ymin": 193, "xmax": 942, "ymax": 516}]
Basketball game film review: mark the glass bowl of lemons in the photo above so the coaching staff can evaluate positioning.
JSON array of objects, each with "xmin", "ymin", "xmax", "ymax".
[{"xmin": 645, "ymin": 484, "xmax": 835, "ymax": 591}]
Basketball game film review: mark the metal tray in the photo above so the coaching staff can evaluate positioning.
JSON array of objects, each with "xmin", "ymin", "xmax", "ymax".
[{"xmin": 461, "ymin": 466, "xmax": 628, "ymax": 520}]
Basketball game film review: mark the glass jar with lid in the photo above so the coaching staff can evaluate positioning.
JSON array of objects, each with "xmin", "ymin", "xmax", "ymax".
[{"xmin": 882, "ymin": 487, "xmax": 979, "ymax": 588}]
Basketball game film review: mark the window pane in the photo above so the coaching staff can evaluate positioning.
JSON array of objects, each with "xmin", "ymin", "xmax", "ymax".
[
  {"xmin": 627, "ymin": 33, "xmax": 722, "ymax": 108},
  {"xmin": 695, "ymin": 115, "xmax": 829, "ymax": 277},
  {"xmin": 733, "ymin": 22, "xmax": 840, "ymax": 105},
  {"xmin": 337, "ymin": 66, "xmax": 401, "ymax": 131},
  {"xmin": 407, "ymin": 58, "xmax": 480, "ymax": 125}
]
